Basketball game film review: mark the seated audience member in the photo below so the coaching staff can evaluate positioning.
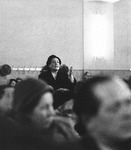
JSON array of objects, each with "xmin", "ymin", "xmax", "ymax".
[
  {"xmin": 8, "ymin": 79, "xmax": 17, "ymax": 87},
  {"xmin": 0, "ymin": 113, "xmax": 24, "ymax": 150},
  {"xmin": 73, "ymin": 71, "xmax": 92, "ymax": 99},
  {"xmin": 11, "ymin": 78, "xmax": 79, "ymax": 144},
  {"xmin": 73, "ymin": 75, "xmax": 131, "ymax": 150},
  {"xmin": 0, "ymin": 115, "xmax": 81, "ymax": 150},
  {"xmin": 12, "ymin": 78, "xmax": 54, "ymax": 128},
  {"xmin": 16, "ymin": 77, "xmax": 23, "ymax": 84},
  {"xmin": 0, "ymin": 64, "xmax": 11, "ymax": 85},
  {"xmin": 59, "ymin": 64, "xmax": 69, "ymax": 75},
  {"xmin": 82, "ymin": 71, "xmax": 92, "ymax": 81},
  {"xmin": 53, "ymin": 89, "xmax": 72, "ymax": 110},
  {"xmin": 0, "ymin": 85, "xmax": 14, "ymax": 114},
  {"xmin": 38, "ymin": 55, "xmax": 76, "ymax": 94},
  {"xmin": 40, "ymin": 65, "xmax": 49, "ymax": 73}
]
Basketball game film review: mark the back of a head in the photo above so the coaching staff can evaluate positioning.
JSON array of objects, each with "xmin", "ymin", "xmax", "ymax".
[
  {"xmin": 16, "ymin": 77, "xmax": 23, "ymax": 84},
  {"xmin": 0, "ymin": 64, "xmax": 11, "ymax": 76},
  {"xmin": 73, "ymin": 75, "xmax": 112, "ymax": 120},
  {"xmin": 13, "ymin": 78, "xmax": 53, "ymax": 115},
  {"xmin": 53, "ymin": 89, "xmax": 73, "ymax": 109},
  {"xmin": 59, "ymin": 64, "xmax": 69, "ymax": 74},
  {"xmin": 82, "ymin": 71, "xmax": 92, "ymax": 81}
]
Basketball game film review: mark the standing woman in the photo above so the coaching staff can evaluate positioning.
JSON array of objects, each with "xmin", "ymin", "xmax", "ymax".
[{"xmin": 38, "ymin": 55, "xmax": 76, "ymax": 94}]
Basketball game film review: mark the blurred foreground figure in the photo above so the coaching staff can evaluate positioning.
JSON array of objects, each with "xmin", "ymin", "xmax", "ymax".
[
  {"xmin": 12, "ymin": 78, "xmax": 55, "ymax": 129},
  {"xmin": 11, "ymin": 78, "xmax": 79, "ymax": 145},
  {"xmin": 8, "ymin": 79, "xmax": 17, "ymax": 87},
  {"xmin": 0, "ymin": 85, "xmax": 14, "ymax": 114},
  {"xmin": 0, "ymin": 64, "xmax": 11, "ymax": 85},
  {"xmin": 73, "ymin": 75, "xmax": 131, "ymax": 150}
]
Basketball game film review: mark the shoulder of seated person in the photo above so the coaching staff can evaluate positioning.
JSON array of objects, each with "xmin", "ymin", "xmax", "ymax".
[
  {"xmin": 42, "ymin": 70, "xmax": 50, "ymax": 73},
  {"xmin": 39, "ymin": 70, "xmax": 50, "ymax": 76}
]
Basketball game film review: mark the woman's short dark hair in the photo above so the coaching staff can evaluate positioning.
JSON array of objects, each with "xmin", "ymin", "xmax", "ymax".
[
  {"xmin": 9, "ymin": 79, "xmax": 17, "ymax": 85},
  {"xmin": 13, "ymin": 78, "xmax": 53, "ymax": 116},
  {"xmin": 46, "ymin": 55, "xmax": 61, "ymax": 67}
]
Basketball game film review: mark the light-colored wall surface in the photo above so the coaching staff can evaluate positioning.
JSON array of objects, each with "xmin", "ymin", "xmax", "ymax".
[
  {"xmin": 0, "ymin": 0, "xmax": 83, "ymax": 70},
  {"xmin": 84, "ymin": 2, "xmax": 114, "ymax": 70},
  {"xmin": 114, "ymin": 0, "xmax": 131, "ymax": 70}
]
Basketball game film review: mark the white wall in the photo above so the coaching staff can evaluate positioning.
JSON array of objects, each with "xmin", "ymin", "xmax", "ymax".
[
  {"xmin": 83, "ymin": 0, "xmax": 131, "ymax": 71},
  {"xmin": 1, "ymin": 0, "xmax": 131, "ymax": 73},
  {"xmin": 114, "ymin": 0, "xmax": 131, "ymax": 70},
  {"xmin": 0, "ymin": 0, "xmax": 83, "ymax": 70},
  {"xmin": 84, "ymin": 1, "xmax": 114, "ymax": 70}
]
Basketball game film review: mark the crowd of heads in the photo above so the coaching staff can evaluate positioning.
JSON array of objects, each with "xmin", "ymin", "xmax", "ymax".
[
  {"xmin": 8, "ymin": 77, "xmax": 23, "ymax": 87},
  {"xmin": 0, "ymin": 60, "xmax": 131, "ymax": 150},
  {"xmin": 0, "ymin": 62, "xmax": 78, "ymax": 149}
]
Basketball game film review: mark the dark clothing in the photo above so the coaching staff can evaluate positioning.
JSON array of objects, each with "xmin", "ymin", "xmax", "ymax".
[
  {"xmin": 38, "ymin": 69, "xmax": 76, "ymax": 92},
  {"xmin": 80, "ymin": 135, "xmax": 101, "ymax": 150},
  {"xmin": 7, "ymin": 114, "xmax": 79, "ymax": 150},
  {"xmin": 80, "ymin": 135, "xmax": 131, "ymax": 150}
]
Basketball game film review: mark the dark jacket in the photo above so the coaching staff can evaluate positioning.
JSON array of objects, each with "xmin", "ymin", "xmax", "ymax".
[
  {"xmin": 38, "ymin": 69, "xmax": 76, "ymax": 92},
  {"xmin": 80, "ymin": 135, "xmax": 131, "ymax": 150},
  {"xmin": 8, "ymin": 114, "xmax": 80, "ymax": 150}
]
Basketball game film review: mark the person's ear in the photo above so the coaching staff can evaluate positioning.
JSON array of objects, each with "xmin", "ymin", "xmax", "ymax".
[{"xmin": 81, "ymin": 114, "xmax": 94, "ymax": 130}]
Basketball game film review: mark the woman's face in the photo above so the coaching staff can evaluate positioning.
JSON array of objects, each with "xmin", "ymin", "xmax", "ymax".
[
  {"xmin": 10, "ymin": 81, "xmax": 17, "ymax": 87},
  {"xmin": 31, "ymin": 92, "xmax": 55, "ymax": 128},
  {"xmin": 49, "ymin": 58, "xmax": 60, "ymax": 72}
]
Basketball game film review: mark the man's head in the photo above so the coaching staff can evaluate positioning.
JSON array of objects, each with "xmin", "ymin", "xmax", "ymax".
[
  {"xmin": 0, "ymin": 64, "xmax": 11, "ymax": 76},
  {"xmin": 0, "ymin": 64, "xmax": 12, "ymax": 85},
  {"xmin": 82, "ymin": 71, "xmax": 92, "ymax": 81},
  {"xmin": 9, "ymin": 79, "xmax": 17, "ymax": 87},
  {"xmin": 73, "ymin": 75, "xmax": 131, "ymax": 142}
]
